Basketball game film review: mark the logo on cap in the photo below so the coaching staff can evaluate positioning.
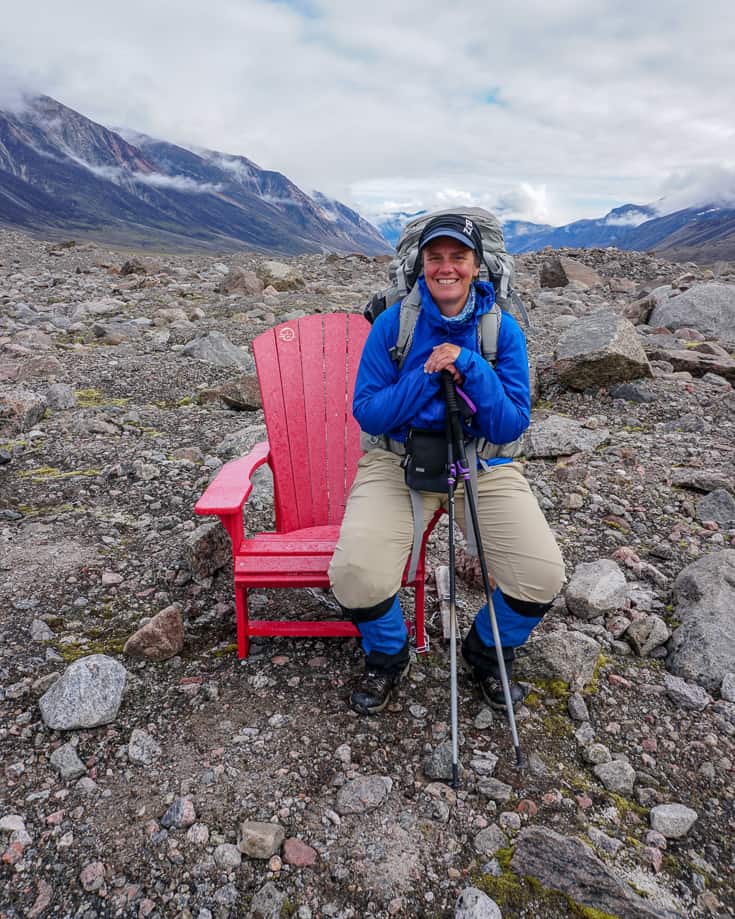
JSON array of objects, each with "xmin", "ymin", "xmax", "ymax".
[{"xmin": 463, "ymin": 219, "xmax": 474, "ymax": 236}]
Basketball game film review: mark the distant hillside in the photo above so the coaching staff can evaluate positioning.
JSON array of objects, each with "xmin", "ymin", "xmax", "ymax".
[{"xmin": 0, "ymin": 95, "xmax": 391, "ymax": 255}]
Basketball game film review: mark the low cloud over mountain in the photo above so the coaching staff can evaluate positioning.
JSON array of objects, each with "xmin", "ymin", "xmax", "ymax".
[{"xmin": 0, "ymin": 95, "xmax": 390, "ymax": 255}]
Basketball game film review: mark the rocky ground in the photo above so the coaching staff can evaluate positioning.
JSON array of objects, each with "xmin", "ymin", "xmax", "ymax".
[{"xmin": 1, "ymin": 229, "xmax": 735, "ymax": 919}]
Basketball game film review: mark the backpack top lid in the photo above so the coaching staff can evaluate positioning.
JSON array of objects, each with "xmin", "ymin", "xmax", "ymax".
[{"xmin": 391, "ymin": 206, "xmax": 513, "ymax": 304}]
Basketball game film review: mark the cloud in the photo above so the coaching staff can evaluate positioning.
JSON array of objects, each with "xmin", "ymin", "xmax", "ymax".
[
  {"xmin": 0, "ymin": 1, "xmax": 733, "ymax": 226},
  {"xmin": 655, "ymin": 165, "xmax": 735, "ymax": 214},
  {"xmin": 604, "ymin": 211, "xmax": 651, "ymax": 227}
]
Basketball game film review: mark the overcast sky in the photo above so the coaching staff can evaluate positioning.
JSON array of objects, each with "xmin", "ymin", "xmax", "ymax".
[{"xmin": 2, "ymin": 0, "xmax": 734, "ymax": 226}]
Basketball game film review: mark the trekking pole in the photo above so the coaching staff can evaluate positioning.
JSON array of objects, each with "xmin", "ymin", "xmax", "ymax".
[
  {"xmin": 441, "ymin": 372, "xmax": 525, "ymax": 769},
  {"xmin": 444, "ymin": 405, "xmax": 461, "ymax": 789}
]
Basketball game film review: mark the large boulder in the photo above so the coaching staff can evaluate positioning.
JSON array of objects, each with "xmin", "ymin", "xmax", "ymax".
[
  {"xmin": 522, "ymin": 414, "xmax": 609, "ymax": 458},
  {"xmin": 514, "ymin": 631, "xmax": 601, "ymax": 687},
  {"xmin": 565, "ymin": 559, "xmax": 628, "ymax": 619},
  {"xmin": 648, "ymin": 282, "xmax": 735, "ymax": 342},
  {"xmin": 39, "ymin": 655, "xmax": 128, "ymax": 730},
  {"xmin": 123, "ymin": 605, "xmax": 184, "ymax": 662},
  {"xmin": 182, "ymin": 332, "xmax": 255, "ymax": 371},
  {"xmin": 0, "ymin": 386, "xmax": 47, "ymax": 434},
  {"xmin": 667, "ymin": 550, "xmax": 735, "ymax": 691},
  {"xmin": 540, "ymin": 256, "xmax": 603, "ymax": 289},
  {"xmin": 553, "ymin": 310, "xmax": 652, "ymax": 391},
  {"xmin": 511, "ymin": 827, "xmax": 681, "ymax": 919},
  {"xmin": 258, "ymin": 260, "xmax": 305, "ymax": 291}
]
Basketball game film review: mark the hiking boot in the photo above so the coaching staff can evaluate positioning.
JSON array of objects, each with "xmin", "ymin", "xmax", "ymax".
[
  {"xmin": 350, "ymin": 662, "xmax": 410, "ymax": 715},
  {"xmin": 473, "ymin": 670, "xmax": 527, "ymax": 710}
]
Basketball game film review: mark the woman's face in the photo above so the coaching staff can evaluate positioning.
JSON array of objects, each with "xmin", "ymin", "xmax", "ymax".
[{"xmin": 422, "ymin": 237, "xmax": 480, "ymax": 316}]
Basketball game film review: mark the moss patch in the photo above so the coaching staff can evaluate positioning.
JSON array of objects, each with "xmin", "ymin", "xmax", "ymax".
[
  {"xmin": 474, "ymin": 848, "xmax": 621, "ymax": 918},
  {"xmin": 18, "ymin": 467, "xmax": 100, "ymax": 483},
  {"xmin": 75, "ymin": 388, "xmax": 129, "ymax": 408}
]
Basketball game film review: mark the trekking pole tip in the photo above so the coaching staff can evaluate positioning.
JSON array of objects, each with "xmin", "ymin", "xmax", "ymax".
[
  {"xmin": 451, "ymin": 764, "xmax": 459, "ymax": 789},
  {"xmin": 514, "ymin": 747, "xmax": 525, "ymax": 770}
]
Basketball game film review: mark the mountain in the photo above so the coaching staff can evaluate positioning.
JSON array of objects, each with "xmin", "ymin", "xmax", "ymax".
[
  {"xmin": 376, "ymin": 201, "xmax": 735, "ymax": 264},
  {"xmin": 0, "ymin": 95, "xmax": 391, "ymax": 255},
  {"xmin": 503, "ymin": 202, "xmax": 735, "ymax": 263}
]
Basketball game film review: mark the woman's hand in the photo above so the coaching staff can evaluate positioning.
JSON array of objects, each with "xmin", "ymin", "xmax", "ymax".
[{"xmin": 424, "ymin": 343, "xmax": 462, "ymax": 382}]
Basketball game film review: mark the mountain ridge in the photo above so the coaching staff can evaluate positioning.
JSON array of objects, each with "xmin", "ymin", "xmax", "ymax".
[{"xmin": 0, "ymin": 95, "xmax": 391, "ymax": 255}]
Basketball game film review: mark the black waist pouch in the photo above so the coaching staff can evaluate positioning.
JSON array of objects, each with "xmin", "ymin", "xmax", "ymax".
[{"xmin": 402, "ymin": 429, "xmax": 449, "ymax": 493}]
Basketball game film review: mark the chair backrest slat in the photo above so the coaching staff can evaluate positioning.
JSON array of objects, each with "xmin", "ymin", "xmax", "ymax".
[{"xmin": 253, "ymin": 313, "xmax": 370, "ymax": 532}]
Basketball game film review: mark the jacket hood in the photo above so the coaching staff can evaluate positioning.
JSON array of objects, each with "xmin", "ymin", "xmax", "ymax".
[{"xmin": 417, "ymin": 277, "xmax": 496, "ymax": 333}]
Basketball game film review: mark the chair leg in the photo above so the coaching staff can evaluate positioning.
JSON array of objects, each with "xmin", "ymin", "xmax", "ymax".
[
  {"xmin": 235, "ymin": 584, "xmax": 249, "ymax": 659},
  {"xmin": 415, "ymin": 571, "xmax": 428, "ymax": 654}
]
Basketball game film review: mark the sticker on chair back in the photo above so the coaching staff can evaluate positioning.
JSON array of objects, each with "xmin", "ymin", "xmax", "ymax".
[{"xmin": 279, "ymin": 327, "xmax": 295, "ymax": 342}]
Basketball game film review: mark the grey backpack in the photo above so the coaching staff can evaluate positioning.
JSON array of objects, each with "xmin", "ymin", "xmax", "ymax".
[{"xmin": 363, "ymin": 206, "xmax": 528, "ymax": 367}]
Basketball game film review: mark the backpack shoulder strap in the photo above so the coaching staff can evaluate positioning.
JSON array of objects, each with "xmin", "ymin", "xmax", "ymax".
[
  {"xmin": 389, "ymin": 283, "xmax": 422, "ymax": 368},
  {"xmin": 478, "ymin": 303, "xmax": 502, "ymax": 366}
]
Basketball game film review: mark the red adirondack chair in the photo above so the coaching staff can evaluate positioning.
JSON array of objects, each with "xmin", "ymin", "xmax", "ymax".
[{"xmin": 195, "ymin": 312, "xmax": 441, "ymax": 658}]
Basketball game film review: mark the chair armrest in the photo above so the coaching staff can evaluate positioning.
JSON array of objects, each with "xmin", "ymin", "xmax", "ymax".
[{"xmin": 194, "ymin": 442, "xmax": 270, "ymax": 516}]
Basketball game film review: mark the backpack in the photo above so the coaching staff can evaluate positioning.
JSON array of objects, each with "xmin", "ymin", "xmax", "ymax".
[{"xmin": 363, "ymin": 206, "xmax": 529, "ymax": 368}]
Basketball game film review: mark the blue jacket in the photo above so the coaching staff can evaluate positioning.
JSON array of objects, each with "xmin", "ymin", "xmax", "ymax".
[{"xmin": 353, "ymin": 278, "xmax": 530, "ymax": 453}]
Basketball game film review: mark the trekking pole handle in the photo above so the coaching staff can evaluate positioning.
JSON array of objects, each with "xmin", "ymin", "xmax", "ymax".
[{"xmin": 441, "ymin": 370, "xmax": 460, "ymax": 415}]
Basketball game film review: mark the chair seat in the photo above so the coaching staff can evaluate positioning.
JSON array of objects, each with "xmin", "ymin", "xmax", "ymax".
[{"xmin": 235, "ymin": 525, "xmax": 340, "ymax": 586}]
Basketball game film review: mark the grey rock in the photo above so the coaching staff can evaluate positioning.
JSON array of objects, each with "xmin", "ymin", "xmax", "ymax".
[
  {"xmin": 50, "ymin": 742, "xmax": 87, "ymax": 781},
  {"xmin": 45, "ymin": 383, "xmax": 77, "ymax": 410},
  {"xmin": 608, "ymin": 381, "xmax": 656, "ymax": 403},
  {"xmin": 455, "ymin": 887, "xmax": 502, "ymax": 919},
  {"xmin": 259, "ymin": 260, "xmax": 305, "ymax": 291},
  {"xmin": 335, "ymin": 774, "xmax": 391, "ymax": 814},
  {"xmin": 185, "ymin": 520, "xmax": 231, "ymax": 579},
  {"xmin": 31, "ymin": 619, "xmax": 54, "ymax": 641},
  {"xmin": 566, "ymin": 559, "xmax": 628, "ymax": 619},
  {"xmin": 669, "ymin": 468, "xmax": 733, "ymax": 493},
  {"xmin": 567, "ymin": 692, "xmax": 589, "ymax": 721},
  {"xmin": 128, "ymin": 728, "xmax": 162, "ymax": 765},
  {"xmin": 39, "ymin": 655, "xmax": 127, "ymax": 730},
  {"xmin": 696, "ymin": 488, "xmax": 735, "ymax": 527},
  {"xmin": 650, "ymin": 803, "xmax": 698, "ymax": 839},
  {"xmin": 584, "ymin": 743, "xmax": 612, "ymax": 765},
  {"xmin": 663, "ymin": 674, "xmax": 712, "ymax": 711},
  {"xmin": 219, "ymin": 267, "xmax": 264, "ymax": 296},
  {"xmin": 554, "ymin": 309, "xmax": 652, "ymax": 391},
  {"xmin": 248, "ymin": 881, "xmax": 287, "ymax": 919},
  {"xmin": 511, "ymin": 827, "xmax": 681, "ymax": 918},
  {"xmin": 470, "ymin": 752, "xmax": 498, "ymax": 777},
  {"xmin": 160, "ymin": 797, "xmax": 196, "ymax": 829},
  {"xmin": 239, "ymin": 821, "xmax": 285, "ymax": 858},
  {"xmin": 515, "ymin": 631, "xmax": 601, "ymax": 687},
  {"xmin": 423, "ymin": 740, "xmax": 457, "ymax": 782},
  {"xmin": 473, "ymin": 823, "xmax": 508, "ymax": 857},
  {"xmin": 648, "ymin": 282, "xmax": 735, "ymax": 341},
  {"xmin": 182, "ymin": 331, "xmax": 255, "ymax": 371},
  {"xmin": 668, "ymin": 550, "xmax": 735, "ymax": 690},
  {"xmin": 627, "ymin": 615, "xmax": 671, "ymax": 657},
  {"xmin": 0, "ymin": 386, "xmax": 46, "ymax": 433},
  {"xmin": 721, "ymin": 672, "xmax": 735, "ymax": 702},
  {"xmin": 214, "ymin": 843, "xmax": 242, "ymax": 870},
  {"xmin": 593, "ymin": 759, "xmax": 636, "ymax": 796},
  {"xmin": 523, "ymin": 414, "xmax": 610, "ymax": 458},
  {"xmin": 478, "ymin": 778, "xmax": 513, "ymax": 802},
  {"xmin": 474, "ymin": 707, "xmax": 494, "ymax": 729},
  {"xmin": 0, "ymin": 815, "xmax": 26, "ymax": 834}
]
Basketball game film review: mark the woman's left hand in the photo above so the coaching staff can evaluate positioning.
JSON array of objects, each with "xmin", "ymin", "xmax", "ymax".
[{"xmin": 424, "ymin": 343, "xmax": 462, "ymax": 382}]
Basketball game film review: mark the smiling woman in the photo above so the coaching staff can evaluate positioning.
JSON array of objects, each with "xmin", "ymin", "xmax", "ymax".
[{"xmin": 329, "ymin": 210, "xmax": 565, "ymax": 718}]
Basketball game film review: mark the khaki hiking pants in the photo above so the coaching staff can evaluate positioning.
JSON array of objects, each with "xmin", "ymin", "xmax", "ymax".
[{"xmin": 329, "ymin": 449, "xmax": 564, "ymax": 610}]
